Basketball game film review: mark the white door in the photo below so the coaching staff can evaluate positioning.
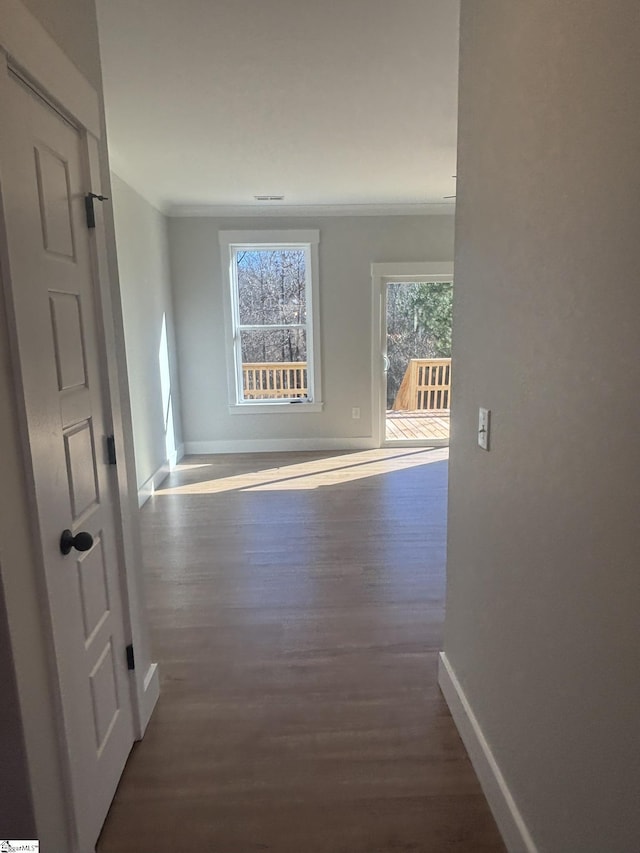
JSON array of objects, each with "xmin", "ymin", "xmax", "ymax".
[{"xmin": 0, "ymin": 71, "xmax": 135, "ymax": 850}]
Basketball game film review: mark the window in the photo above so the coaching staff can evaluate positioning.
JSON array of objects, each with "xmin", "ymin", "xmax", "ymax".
[{"xmin": 219, "ymin": 230, "xmax": 322, "ymax": 411}]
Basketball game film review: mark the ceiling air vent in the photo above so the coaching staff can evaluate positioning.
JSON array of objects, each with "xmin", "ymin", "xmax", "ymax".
[{"xmin": 254, "ymin": 195, "xmax": 285, "ymax": 201}]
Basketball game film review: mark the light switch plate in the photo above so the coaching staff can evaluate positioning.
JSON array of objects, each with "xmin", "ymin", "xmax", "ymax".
[{"xmin": 478, "ymin": 407, "xmax": 490, "ymax": 450}]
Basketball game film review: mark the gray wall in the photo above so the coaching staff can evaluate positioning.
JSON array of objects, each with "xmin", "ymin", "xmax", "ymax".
[
  {"xmin": 112, "ymin": 174, "xmax": 183, "ymax": 489},
  {"xmin": 444, "ymin": 2, "xmax": 640, "ymax": 851},
  {"xmin": 21, "ymin": 0, "xmax": 102, "ymax": 88},
  {"xmin": 0, "ymin": 573, "xmax": 35, "ymax": 837},
  {"xmin": 169, "ymin": 215, "xmax": 455, "ymax": 449}
]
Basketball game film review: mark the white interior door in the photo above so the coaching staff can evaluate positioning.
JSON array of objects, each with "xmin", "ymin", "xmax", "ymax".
[{"xmin": 0, "ymin": 71, "xmax": 135, "ymax": 851}]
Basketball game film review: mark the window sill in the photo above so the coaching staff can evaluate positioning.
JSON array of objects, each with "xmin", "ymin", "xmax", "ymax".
[{"xmin": 228, "ymin": 401, "xmax": 324, "ymax": 415}]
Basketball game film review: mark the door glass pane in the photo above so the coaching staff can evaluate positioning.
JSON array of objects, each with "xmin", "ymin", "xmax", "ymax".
[{"xmin": 385, "ymin": 281, "xmax": 452, "ymax": 443}]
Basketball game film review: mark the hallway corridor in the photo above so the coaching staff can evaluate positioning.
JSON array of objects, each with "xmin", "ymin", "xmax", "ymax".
[{"xmin": 98, "ymin": 448, "xmax": 504, "ymax": 853}]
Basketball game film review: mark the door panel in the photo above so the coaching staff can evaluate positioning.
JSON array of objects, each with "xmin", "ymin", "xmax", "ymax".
[
  {"xmin": 89, "ymin": 639, "xmax": 121, "ymax": 751},
  {"xmin": 50, "ymin": 290, "xmax": 87, "ymax": 389},
  {"xmin": 65, "ymin": 420, "xmax": 100, "ymax": 519},
  {"xmin": 77, "ymin": 537, "xmax": 111, "ymax": 641},
  {"xmin": 0, "ymin": 71, "xmax": 134, "ymax": 851},
  {"xmin": 34, "ymin": 143, "xmax": 76, "ymax": 258}
]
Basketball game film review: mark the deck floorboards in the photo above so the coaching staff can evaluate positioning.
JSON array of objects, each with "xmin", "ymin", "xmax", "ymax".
[{"xmin": 386, "ymin": 410, "xmax": 450, "ymax": 442}]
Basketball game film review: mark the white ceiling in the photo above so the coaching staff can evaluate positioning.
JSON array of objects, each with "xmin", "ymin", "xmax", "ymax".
[{"xmin": 96, "ymin": 0, "xmax": 459, "ymax": 215}]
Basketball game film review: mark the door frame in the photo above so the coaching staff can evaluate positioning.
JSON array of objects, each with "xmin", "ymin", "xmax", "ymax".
[
  {"xmin": 371, "ymin": 262, "xmax": 454, "ymax": 448},
  {"xmin": 0, "ymin": 2, "xmax": 158, "ymax": 849}
]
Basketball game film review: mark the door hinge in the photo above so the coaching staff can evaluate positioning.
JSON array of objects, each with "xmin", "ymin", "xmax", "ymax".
[
  {"xmin": 85, "ymin": 192, "xmax": 109, "ymax": 229},
  {"xmin": 106, "ymin": 434, "xmax": 117, "ymax": 465},
  {"xmin": 126, "ymin": 644, "xmax": 135, "ymax": 671}
]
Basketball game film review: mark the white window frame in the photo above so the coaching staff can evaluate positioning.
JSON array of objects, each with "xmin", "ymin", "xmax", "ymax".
[{"xmin": 219, "ymin": 229, "xmax": 323, "ymax": 413}]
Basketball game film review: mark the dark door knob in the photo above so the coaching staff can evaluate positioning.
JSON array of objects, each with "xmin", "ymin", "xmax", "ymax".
[{"xmin": 60, "ymin": 529, "xmax": 94, "ymax": 555}]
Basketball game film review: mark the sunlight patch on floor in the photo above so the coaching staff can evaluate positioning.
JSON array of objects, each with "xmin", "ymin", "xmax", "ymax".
[
  {"xmin": 173, "ymin": 462, "xmax": 214, "ymax": 471},
  {"xmin": 155, "ymin": 448, "xmax": 448, "ymax": 496}
]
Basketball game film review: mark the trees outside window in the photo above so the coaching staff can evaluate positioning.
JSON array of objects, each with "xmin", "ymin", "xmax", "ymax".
[{"xmin": 236, "ymin": 248, "xmax": 308, "ymax": 366}]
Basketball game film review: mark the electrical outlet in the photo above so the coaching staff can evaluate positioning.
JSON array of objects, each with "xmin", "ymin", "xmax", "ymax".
[
  {"xmin": 352, "ymin": 407, "xmax": 360, "ymax": 420},
  {"xmin": 478, "ymin": 407, "xmax": 490, "ymax": 450}
]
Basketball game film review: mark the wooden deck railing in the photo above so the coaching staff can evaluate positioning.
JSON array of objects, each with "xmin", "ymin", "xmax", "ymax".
[
  {"xmin": 392, "ymin": 358, "xmax": 451, "ymax": 412},
  {"xmin": 242, "ymin": 362, "xmax": 308, "ymax": 399}
]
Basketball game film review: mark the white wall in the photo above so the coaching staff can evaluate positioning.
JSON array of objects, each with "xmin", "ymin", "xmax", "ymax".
[
  {"xmin": 169, "ymin": 214, "xmax": 455, "ymax": 451},
  {"xmin": 443, "ymin": 2, "xmax": 640, "ymax": 851},
  {"xmin": 111, "ymin": 174, "xmax": 183, "ymax": 495}
]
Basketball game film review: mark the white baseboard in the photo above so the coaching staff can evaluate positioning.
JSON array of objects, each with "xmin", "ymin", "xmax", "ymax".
[
  {"xmin": 438, "ymin": 652, "xmax": 538, "ymax": 853},
  {"xmin": 137, "ymin": 462, "xmax": 169, "ymax": 507},
  {"xmin": 137, "ymin": 446, "xmax": 185, "ymax": 505},
  {"xmin": 137, "ymin": 662, "xmax": 159, "ymax": 738},
  {"xmin": 183, "ymin": 437, "xmax": 376, "ymax": 455},
  {"xmin": 168, "ymin": 443, "xmax": 184, "ymax": 469}
]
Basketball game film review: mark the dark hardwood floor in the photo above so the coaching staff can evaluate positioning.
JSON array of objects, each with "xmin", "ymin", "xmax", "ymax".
[{"xmin": 97, "ymin": 448, "xmax": 505, "ymax": 853}]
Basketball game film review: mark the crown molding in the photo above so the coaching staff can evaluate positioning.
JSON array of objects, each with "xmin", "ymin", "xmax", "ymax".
[{"xmin": 166, "ymin": 201, "xmax": 456, "ymax": 218}]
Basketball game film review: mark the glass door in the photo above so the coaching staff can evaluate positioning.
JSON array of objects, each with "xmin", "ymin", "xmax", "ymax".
[{"xmin": 383, "ymin": 280, "xmax": 453, "ymax": 445}]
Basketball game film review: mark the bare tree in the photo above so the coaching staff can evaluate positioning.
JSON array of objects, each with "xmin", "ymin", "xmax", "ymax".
[{"xmin": 236, "ymin": 249, "xmax": 307, "ymax": 364}]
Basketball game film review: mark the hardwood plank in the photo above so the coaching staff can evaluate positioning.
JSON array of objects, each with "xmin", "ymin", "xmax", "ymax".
[{"xmin": 97, "ymin": 449, "xmax": 504, "ymax": 853}]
